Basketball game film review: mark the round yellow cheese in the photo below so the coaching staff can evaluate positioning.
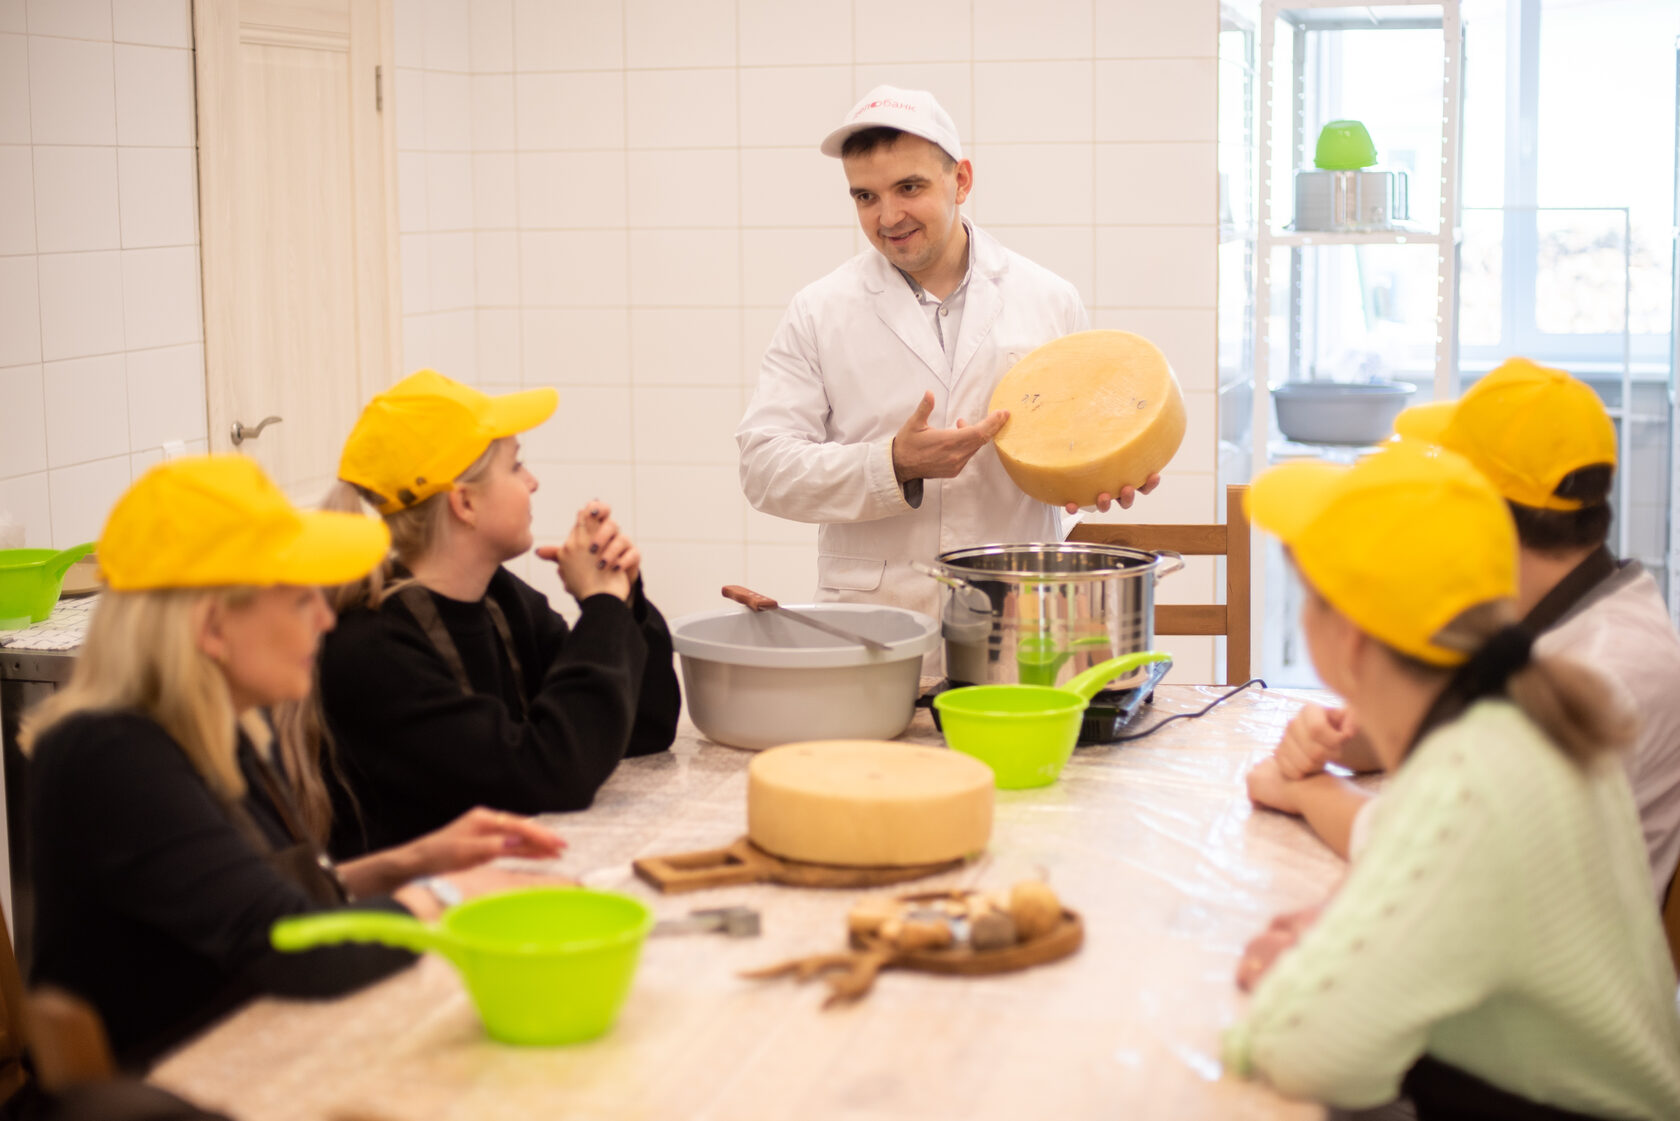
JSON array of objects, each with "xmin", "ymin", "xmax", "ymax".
[
  {"xmin": 989, "ymin": 329, "xmax": 1187, "ymax": 507},
  {"xmin": 747, "ymin": 741, "xmax": 994, "ymax": 867}
]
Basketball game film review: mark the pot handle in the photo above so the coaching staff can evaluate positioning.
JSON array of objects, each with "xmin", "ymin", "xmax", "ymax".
[
  {"xmin": 910, "ymin": 560, "xmax": 976, "ymax": 591},
  {"xmin": 1151, "ymin": 549, "xmax": 1185, "ymax": 581}
]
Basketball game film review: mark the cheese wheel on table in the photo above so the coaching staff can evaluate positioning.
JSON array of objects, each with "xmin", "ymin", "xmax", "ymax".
[
  {"xmin": 747, "ymin": 741, "xmax": 993, "ymax": 867},
  {"xmin": 989, "ymin": 329, "xmax": 1186, "ymax": 508}
]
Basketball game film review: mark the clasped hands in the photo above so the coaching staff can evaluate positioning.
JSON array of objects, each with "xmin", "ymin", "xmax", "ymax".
[
  {"xmin": 889, "ymin": 391, "xmax": 1161, "ymax": 512},
  {"xmin": 1244, "ymin": 704, "xmax": 1361, "ymax": 814},
  {"xmin": 537, "ymin": 501, "xmax": 639, "ymax": 603}
]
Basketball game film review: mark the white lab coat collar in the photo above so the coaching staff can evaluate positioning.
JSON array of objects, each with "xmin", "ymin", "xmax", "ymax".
[{"xmin": 860, "ymin": 220, "xmax": 1010, "ymax": 389}]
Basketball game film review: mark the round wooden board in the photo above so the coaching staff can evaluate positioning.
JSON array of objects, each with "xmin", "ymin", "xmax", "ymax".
[
  {"xmin": 755, "ymin": 840, "xmax": 967, "ymax": 889},
  {"xmin": 851, "ymin": 909, "xmax": 1084, "ymax": 976}
]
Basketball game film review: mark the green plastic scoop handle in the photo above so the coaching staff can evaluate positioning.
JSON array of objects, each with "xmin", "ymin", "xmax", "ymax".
[
  {"xmin": 0, "ymin": 541, "xmax": 94, "ymax": 577},
  {"xmin": 1060, "ymin": 650, "xmax": 1172, "ymax": 702},
  {"xmin": 45, "ymin": 542, "xmax": 94, "ymax": 579},
  {"xmin": 271, "ymin": 909, "xmax": 457, "ymax": 959}
]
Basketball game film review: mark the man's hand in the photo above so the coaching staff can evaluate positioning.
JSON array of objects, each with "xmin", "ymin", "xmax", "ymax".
[
  {"xmin": 891, "ymin": 391, "xmax": 1008, "ymax": 485},
  {"xmin": 1275, "ymin": 704, "xmax": 1358, "ymax": 780},
  {"xmin": 1063, "ymin": 473, "xmax": 1162, "ymax": 514}
]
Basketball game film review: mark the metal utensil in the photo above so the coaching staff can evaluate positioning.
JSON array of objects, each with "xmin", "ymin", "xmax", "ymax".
[
  {"xmin": 651, "ymin": 906, "xmax": 761, "ymax": 938},
  {"xmin": 720, "ymin": 585, "xmax": 891, "ymax": 653}
]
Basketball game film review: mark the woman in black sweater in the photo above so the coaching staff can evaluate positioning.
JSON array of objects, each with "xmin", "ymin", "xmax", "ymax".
[
  {"xmin": 318, "ymin": 370, "xmax": 680, "ymax": 857},
  {"xmin": 24, "ymin": 456, "xmax": 562, "ymax": 1067}
]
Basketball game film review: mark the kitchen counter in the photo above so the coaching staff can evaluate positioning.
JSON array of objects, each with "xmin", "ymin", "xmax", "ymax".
[
  {"xmin": 151, "ymin": 685, "xmax": 1341, "ymax": 1121},
  {"xmin": 0, "ymin": 595, "xmax": 91, "ymax": 961}
]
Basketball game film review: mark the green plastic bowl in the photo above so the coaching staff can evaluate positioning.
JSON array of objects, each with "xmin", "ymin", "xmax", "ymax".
[
  {"xmin": 272, "ymin": 887, "xmax": 654, "ymax": 1045},
  {"xmin": 935, "ymin": 684, "xmax": 1088, "ymax": 788},
  {"xmin": 934, "ymin": 651, "xmax": 1171, "ymax": 789},
  {"xmin": 1314, "ymin": 120, "xmax": 1378, "ymax": 170},
  {"xmin": 0, "ymin": 544, "xmax": 95, "ymax": 629}
]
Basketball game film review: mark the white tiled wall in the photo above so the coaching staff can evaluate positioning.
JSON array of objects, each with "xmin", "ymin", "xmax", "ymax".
[
  {"xmin": 395, "ymin": 0, "xmax": 1225, "ymax": 678},
  {"xmin": 0, "ymin": 0, "xmax": 207, "ymax": 550}
]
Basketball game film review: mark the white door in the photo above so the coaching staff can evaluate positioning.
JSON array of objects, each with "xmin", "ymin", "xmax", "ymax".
[{"xmin": 194, "ymin": 0, "xmax": 400, "ymax": 504}]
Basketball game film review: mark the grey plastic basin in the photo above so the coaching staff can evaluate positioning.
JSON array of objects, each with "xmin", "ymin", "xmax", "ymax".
[
  {"xmin": 670, "ymin": 604, "xmax": 940, "ymax": 750},
  {"xmin": 1273, "ymin": 380, "xmax": 1417, "ymax": 446}
]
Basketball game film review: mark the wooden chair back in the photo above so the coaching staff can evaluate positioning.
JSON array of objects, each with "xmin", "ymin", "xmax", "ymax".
[
  {"xmin": 0, "ymin": 899, "xmax": 30, "ymax": 1104},
  {"xmin": 1065, "ymin": 484, "xmax": 1252, "ymax": 684},
  {"xmin": 25, "ymin": 987, "xmax": 116, "ymax": 1091}
]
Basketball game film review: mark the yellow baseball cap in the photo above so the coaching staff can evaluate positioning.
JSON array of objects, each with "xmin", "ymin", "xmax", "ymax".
[
  {"xmin": 1392, "ymin": 357, "xmax": 1616, "ymax": 511},
  {"xmin": 99, "ymin": 456, "xmax": 391, "ymax": 591},
  {"xmin": 338, "ymin": 370, "xmax": 558, "ymax": 514},
  {"xmin": 1246, "ymin": 441, "xmax": 1518, "ymax": 667}
]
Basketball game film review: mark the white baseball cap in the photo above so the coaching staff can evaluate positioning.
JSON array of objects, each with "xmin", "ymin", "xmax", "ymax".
[{"xmin": 820, "ymin": 85, "xmax": 964, "ymax": 163}]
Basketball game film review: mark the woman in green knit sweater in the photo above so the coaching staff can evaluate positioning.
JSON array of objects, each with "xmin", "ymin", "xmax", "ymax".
[{"xmin": 1224, "ymin": 440, "xmax": 1680, "ymax": 1121}]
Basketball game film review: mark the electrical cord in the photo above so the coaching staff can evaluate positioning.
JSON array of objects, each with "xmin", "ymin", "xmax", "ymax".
[{"xmin": 1110, "ymin": 677, "xmax": 1269, "ymax": 742}]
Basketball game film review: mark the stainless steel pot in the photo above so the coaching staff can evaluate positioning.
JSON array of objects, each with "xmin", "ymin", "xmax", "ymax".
[{"xmin": 912, "ymin": 543, "xmax": 1183, "ymax": 690}]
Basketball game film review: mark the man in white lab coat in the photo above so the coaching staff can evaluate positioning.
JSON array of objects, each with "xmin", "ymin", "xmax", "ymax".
[{"xmin": 737, "ymin": 85, "xmax": 1156, "ymax": 625}]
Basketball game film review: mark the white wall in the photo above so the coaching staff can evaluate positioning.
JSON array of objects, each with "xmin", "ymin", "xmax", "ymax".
[
  {"xmin": 0, "ymin": 0, "xmax": 208, "ymax": 552},
  {"xmin": 395, "ymin": 0, "xmax": 1225, "ymax": 678},
  {"xmin": 0, "ymin": 0, "xmax": 1225, "ymax": 677}
]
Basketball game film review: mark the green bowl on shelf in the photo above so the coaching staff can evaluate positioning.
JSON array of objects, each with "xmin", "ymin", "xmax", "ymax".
[
  {"xmin": 1314, "ymin": 120, "xmax": 1378, "ymax": 170},
  {"xmin": 0, "ymin": 543, "xmax": 95, "ymax": 630}
]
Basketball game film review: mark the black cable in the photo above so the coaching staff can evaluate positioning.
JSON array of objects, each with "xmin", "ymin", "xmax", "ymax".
[{"xmin": 1110, "ymin": 677, "xmax": 1269, "ymax": 742}]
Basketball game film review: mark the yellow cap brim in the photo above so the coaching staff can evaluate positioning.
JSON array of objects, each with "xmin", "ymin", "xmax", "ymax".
[
  {"xmin": 1393, "ymin": 400, "xmax": 1455, "ymax": 444},
  {"xmin": 266, "ymin": 511, "xmax": 391, "ymax": 586},
  {"xmin": 483, "ymin": 387, "xmax": 559, "ymax": 440},
  {"xmin": 1245, "ymin": 460, "xmax": 1348, "ymax": 545}
]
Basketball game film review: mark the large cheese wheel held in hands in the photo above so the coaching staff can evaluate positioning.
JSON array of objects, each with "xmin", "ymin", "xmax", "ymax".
[
  {"xmin": 747, "ymin": 741, "xmax": 993, "ymax": 867},
  {"xmin": 989, "ymin": 330, "xmax": 1187, "ymax": 508}
]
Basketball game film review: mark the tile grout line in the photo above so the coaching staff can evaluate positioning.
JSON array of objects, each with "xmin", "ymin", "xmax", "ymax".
[
  {"xmin": 622, "ymin": 0, "xmax": 638, "ymax": 541},
  {"xmin": 20, "ymin": 13, "xmax": 59, "ymax": 543},
  {"xmin": 735, "ymin": 0, "xmax": 746, "ymax": 574}
]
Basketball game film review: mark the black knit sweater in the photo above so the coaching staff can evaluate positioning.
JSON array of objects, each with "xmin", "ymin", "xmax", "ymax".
[
  {"xmin": 28, "ymin": 711, "xmax": 415, "ymax": 1068},
  {"xmin": 319, "ymin": 567, "xmax": 679, "ymax": 857}
]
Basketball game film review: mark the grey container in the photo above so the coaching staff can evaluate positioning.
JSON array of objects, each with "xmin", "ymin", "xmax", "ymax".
[
  {"xmin": 1272, "ymin": 380, "xmax": 1417, "ymax": 446},
  {"xmin": 670, "ymin": 603, "xmax": 939, "ymax": 750},
  {"xmin": 1293, "ymin": 169, "xmax": 1409, "ymax": 231}
]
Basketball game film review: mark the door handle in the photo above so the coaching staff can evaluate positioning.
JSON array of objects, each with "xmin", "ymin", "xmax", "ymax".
[{"xmin": 230, "ymin": 415, "xmax": 282, "ymax": 446}]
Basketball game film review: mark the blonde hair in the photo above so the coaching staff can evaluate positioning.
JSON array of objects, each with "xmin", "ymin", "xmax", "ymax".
[
  {"xmin": 271, "ymin": 436, "xmax": 506, "ymax": 842},
  {"xmin": 21, "ymin": 588, "xmax": 255, "ymax": 801},
  {"xmin": 323, "ymin": 437, "xmax": 503, "ymax": 613}
]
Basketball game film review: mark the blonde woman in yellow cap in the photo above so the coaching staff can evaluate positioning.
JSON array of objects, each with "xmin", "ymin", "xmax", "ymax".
[
  {"xmin": 20, "ymin": 456, "xmax": 564, "ymax": 1067},
  {"xmin": 1249, "ymin": 358, "xmax": 1680, "ymax": 899},
  {"xmin": 315, "ymin": 370, "xmax": 679, "ymax": 857},
  {"xmin": 1223, "ymin": 441, "xmax": 1680, "ymax": 1121}
]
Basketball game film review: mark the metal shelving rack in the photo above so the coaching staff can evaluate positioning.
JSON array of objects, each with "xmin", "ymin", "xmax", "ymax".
[{"xmin": 1250, "ymin": 0, "xmax": 1464, "ymax": 674}]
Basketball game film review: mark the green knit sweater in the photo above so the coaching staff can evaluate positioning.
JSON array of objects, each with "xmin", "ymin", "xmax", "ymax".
[{"xmin": 1224, "ymin": 700, "xmax": 1680, "ymax": 1117}]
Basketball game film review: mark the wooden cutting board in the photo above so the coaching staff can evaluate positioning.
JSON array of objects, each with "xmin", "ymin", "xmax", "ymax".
[
  {"xmin": 742, "ymin": 888, "xmax": 1085, "ymax": 1006},
  {"xmin": 632, "ymin": 836, "xmax": 966, "ymax": 895}
]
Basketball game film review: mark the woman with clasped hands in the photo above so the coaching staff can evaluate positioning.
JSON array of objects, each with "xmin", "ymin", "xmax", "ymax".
[{"xmin": 316, "ymin": 370, "xmax": 679, "ymax": 858}]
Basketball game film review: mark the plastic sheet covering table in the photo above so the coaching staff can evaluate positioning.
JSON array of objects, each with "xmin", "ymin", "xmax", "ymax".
[{"xmin": 150, "ymin": 685, "xmax": 1344, "ymax": 1121}]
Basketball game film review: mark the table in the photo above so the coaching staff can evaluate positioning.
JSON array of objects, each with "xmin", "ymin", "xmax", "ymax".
[{"xmin": 151, "ymin": 685, "xmax": 1344, "ymax": 1121}]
